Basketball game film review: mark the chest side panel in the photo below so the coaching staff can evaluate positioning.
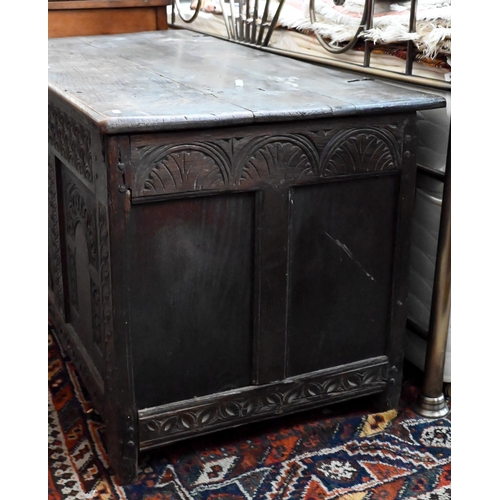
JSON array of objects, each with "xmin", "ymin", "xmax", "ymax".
[{"xmin": 48, "ymin": 95, "xmax": 111, "ymax": 411}]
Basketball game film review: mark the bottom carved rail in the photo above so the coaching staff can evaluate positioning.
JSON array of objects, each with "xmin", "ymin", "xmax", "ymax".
[{"xmin": 138, "ymin": 357, "xmax": 388, "ymax": 450}]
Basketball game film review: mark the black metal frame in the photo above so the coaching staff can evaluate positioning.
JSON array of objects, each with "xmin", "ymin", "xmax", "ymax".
[{"xmin": 170, "ymin": 0, "xmax": 451, "ymax": 90}]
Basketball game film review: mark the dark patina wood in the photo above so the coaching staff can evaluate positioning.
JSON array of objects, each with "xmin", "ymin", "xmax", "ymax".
[{"xmin": 48, "ymin": 30, "xmax": 446, "ymax": 484}]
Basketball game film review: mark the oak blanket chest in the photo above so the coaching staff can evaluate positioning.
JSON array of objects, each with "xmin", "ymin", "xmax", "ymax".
[{"xmin": 48, "ymin": 30, "xmax": 446, "ymax": 484}]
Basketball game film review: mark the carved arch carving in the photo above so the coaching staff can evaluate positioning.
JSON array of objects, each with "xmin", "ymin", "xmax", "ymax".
[
  {"xmin": 236, "ymin": 135, "xmax": 319, "ymax": 186},
  {"xmin": 320, "ymin": 128, "xmax": 400, "ymax": 175},
  {"xmin": 64, "ymin": 180, "xmax": 103, "ymax": 352},
  {"xmin": 136, "ymin": 143, "xmax": 232, "ymax": 197},
  {"xmin": 65, "ymin": 181, "xmax": 98, "ymax": 267}
]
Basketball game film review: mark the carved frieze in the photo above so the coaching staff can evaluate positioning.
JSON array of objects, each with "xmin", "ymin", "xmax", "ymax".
[
  {"xmin": 48, "ymin": 103, "xmax": 93, "ymax": 184},
  {"xmin": 139, "ymin": 362, "xmax": 387, "ymax": 448},
  {"xmin": 132, "ymin": 127, "xmax": 400, "ymax": 199}
]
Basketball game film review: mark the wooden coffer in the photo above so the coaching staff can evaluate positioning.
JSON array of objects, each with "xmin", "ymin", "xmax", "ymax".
[{"xmin": 48, "ymin": 31, "xmax": 446, "ymax": 484}]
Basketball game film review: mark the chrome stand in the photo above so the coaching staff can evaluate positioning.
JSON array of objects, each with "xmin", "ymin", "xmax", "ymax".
[{"xmin": 413, "ymin": 134, "xmax": 451, "ymax": 419}]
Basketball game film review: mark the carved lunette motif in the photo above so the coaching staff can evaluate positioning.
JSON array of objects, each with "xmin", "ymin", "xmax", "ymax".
[
  {"xmin": 48, "ymin": 103, "xmax": 93, "ymax": 184},
  {"xmin": 321, "ymin": 128, "xmax": 400, "ymax": 175},
  {"xmin": 132, "ymin": 128, "xmax": 400, "ymax": 199},
  {"xmin": 237, "ymin": 135, "xmax": 319, "ymax": 186},
  {"xmin": 138, "ymin": 359, "xmax": 388, "ymax": 449}
]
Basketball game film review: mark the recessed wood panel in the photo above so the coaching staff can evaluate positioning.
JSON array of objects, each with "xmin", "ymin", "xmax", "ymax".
[
  {"xmin": 58, "ymin": 166, "xmax": 105, "ymax": 375},
  {"xmin": 287, "ymin": 175, "xmax": 399, "ymax": 376},
  {"xmin": 130, "ymin": 193, "xmax": 255, "ymax": 409}
]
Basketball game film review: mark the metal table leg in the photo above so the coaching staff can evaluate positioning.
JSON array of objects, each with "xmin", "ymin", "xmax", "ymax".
[{"xmin": 413, "ymin": 133, "xmax": 451, "ymax": 419}]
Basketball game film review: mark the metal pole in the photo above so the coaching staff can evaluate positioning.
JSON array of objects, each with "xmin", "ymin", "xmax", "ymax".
[{"xmin": 413, "ymin": 128, "xmax": 451, "ymax": 418}]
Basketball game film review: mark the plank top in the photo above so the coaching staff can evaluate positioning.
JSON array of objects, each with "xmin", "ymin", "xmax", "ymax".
[{"xmin": 48, "ymin": 30, "xmax": 446, "ymax": 134}]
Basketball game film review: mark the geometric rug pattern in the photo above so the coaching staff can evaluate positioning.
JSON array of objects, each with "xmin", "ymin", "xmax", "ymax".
[{"xmin": 48, "ymin": 327, "xmax": 451, "ymax": 499}]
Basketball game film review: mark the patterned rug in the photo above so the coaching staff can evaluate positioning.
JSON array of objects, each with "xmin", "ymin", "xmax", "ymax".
[{"xmin": 48, "ymin": 327, "xmax": 451, "ymax": 500}]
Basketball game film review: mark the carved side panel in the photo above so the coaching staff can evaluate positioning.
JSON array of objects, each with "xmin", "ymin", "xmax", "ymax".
[
  {"xmin": 138, "ymin": 361, "xmax": 387, "ymax": 448},
  {"xmin": 62, "ymin": 176, "xmax": 105, "ymax": 358},
  {"xmin": 48, "ymin": 154, "xmax": 64, "ymax": 313},
  {"xmin": 48, "ymin": 200, "xmax": 113, "ymax": 416},
  {"xmin": 65, "ymin": 181, "xmax": 98, "ymax": 268},
  {"xmin": 131, "ymin": 126, "xmax": 400, "ymax": 200},
  {"xmin": 48, "ymin": 103, "xmax": 93, "ymax": 184}
]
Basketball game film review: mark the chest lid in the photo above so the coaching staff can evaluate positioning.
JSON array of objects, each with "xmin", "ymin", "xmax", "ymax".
[{"xmin": 48, "ymin": 30, "xmax": 446, "ymax": 134}]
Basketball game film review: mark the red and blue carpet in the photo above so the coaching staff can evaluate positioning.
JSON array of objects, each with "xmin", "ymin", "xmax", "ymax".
[{"xmin": 48, "ymin": 328, "xmax": 451, "ymax": 499}]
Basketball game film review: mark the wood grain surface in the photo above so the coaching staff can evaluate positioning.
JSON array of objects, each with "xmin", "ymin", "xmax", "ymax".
[{"xmin": 48, "ymin": 30, "xmax": 446, "ymax": 133}]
